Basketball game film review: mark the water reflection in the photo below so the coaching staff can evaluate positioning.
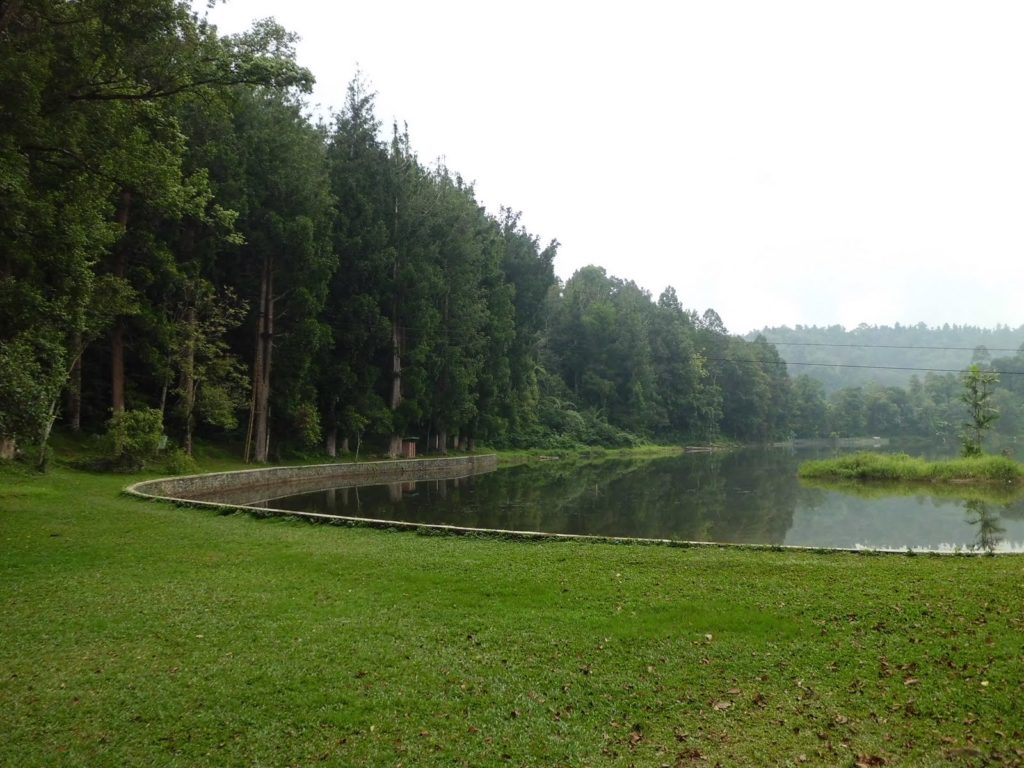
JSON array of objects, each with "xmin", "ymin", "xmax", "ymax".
[
  {"xmin": 236, "ymin": 449, "xmax": 1024, "ymax": 552},
  {"xmin": 797, "ymin": 475, "xmax": 1024, "ymax": 552},
  {"xmin": 964, "ymin": 500, "xmax": 1007, "ymax": 553}
]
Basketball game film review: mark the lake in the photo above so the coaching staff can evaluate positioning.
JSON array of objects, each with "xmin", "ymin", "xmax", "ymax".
[{"xmin": 238, "ymin": 448, "xmax": 1024, "ymax": 553}]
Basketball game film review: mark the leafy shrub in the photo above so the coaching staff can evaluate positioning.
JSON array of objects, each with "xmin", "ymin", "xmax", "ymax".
[
  {"xmin": 291, "ymin": 400, "xmax": 323, "ymax": 449},
  {"xmin": 164, "ymin": 448, "xmax": 198, "ymax": 476},
  {"xmin": 105, "ymin": 408, "xmax": 164, "ymax": 471},
  {"xmin": 0, "ymin": 338, "xmax": 64, "ymax": 453}
]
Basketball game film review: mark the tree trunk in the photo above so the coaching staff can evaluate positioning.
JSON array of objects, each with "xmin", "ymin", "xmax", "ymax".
[
  {"xmin": 0, "ymin": 437, "xmax": 15, "ymax": 460},
  {"xmin": 257, "ymin": 267, "xmax": 274, "ymax": 463},
  {"xmin": 0, "ymin": 0, "xmax": 22, "ymax": 33},
  {"xmin": 388, "ymin": 434, "xmax": 402, "ymax": 458},
  {"xmin": 388, "ymin": 320, "xmax": 402, "ymax": 458},
  {"xmin": 437, "ymin": 428, "xmax": 448, "ymax": 456},
  {"xmin": 36, "ymin": 397, "xmax": 58, "ymax": 469},
  {"xmin": 111, "ymin": 320, "xmax": 125, "ymax": 414},
  {"xmin": 390, "ymin": 322, "xmax": 402, "ymax": 410},
  {"xmin": 388, "ymin": 187, "xmax": 403, "ymax": 460},
  {"xmin": 181, "ymin": 304, "xmax": 196, "ymax": 456},
  {"xmin": 340, "ymin": 437, "xmax": 349, "ymax": 454},
  {"xmin": 66, "ymin": 336, "xmax": 82, "ymax": 431},
  {"xmin": 243, "ymin": 280, "xmax": 264, "ymax": 463},
  {"xmin": 246, "ymin": 254, "xmax": 274, "ymax": 463},
  {"xmin": 111, "ymin": 190, "xmax": 132, "ymax": 414},
  {"xmin": 110, "ymin": 344, "xmax": 127, "ymax": 420},
  {"xmin": 325, "ymin": 399, "xmax": 337, "ymax": 457},
  {"xmin": 158, "ymin": 369, "xmax": 170, "ymax": 419}
]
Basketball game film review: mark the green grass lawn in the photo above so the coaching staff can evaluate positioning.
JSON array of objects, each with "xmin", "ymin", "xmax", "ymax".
[{"xmin": 3, "ymin": 460, "xmax": 1024, "ymax": 766}]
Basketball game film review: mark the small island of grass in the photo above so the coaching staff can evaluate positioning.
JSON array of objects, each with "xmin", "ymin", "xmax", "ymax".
[{"xmin": 798, "ymin": 451, "xmax": 1024, "ymax": 485}]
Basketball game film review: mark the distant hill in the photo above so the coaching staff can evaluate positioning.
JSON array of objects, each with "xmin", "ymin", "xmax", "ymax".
[{"xmin": 747, "ymin": 324, "xmax": 1024, "ymax": 392}]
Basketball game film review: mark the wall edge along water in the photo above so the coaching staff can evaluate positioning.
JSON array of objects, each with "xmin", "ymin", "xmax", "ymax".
[{"xmin": 123, "ymin": 455, "xmax": 1009, "ymax": 556}]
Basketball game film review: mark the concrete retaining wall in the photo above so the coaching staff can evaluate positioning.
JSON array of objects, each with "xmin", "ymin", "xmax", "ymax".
[{"xmin": 127, "ymin": 454, "xmax": 498, "ymax": 504}]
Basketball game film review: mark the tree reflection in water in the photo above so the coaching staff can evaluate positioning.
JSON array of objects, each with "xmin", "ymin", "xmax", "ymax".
[
  {"xmin": 237, "ymin": 449, "xmax": 1024, "ymax": 551},
  {"xmin": 964, "ymin": 500, "xmax": 1006, "ymax": 553}
]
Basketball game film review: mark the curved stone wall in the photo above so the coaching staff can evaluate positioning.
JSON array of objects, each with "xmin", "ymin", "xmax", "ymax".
[{"xmin": 126, "ymin": 454, "xmax": 498, "ymax": 506}]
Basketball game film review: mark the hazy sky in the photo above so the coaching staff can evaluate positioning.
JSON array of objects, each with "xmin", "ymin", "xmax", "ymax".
[{"xmin": 199, "ymin": 1, "xmax": 1024, "ymax": 334}]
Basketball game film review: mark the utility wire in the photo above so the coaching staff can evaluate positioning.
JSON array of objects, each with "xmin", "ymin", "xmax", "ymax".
[
  {"xmin": 703, "ymin": 358, "xmax": 1024, "ymax": 375},
  {"xmin": 757, "ymin": 340, "xmax": 1024, "ymax": 353}
]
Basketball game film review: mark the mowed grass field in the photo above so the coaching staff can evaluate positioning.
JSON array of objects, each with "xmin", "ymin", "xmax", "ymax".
[{"xmin": 2, "ymin": 461, "xmax": 1023, "ymax": 767}]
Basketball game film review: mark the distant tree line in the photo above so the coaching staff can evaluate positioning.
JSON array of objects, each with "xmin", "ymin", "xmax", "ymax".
[
  {"xmin": 753, "ymin": 324, "xmax": 1024, "ymax": 391},
  {"xmin": 788, "ymin": 347, "xmax": 1024, "ymax": 443},
  {"xmin": 2, "ymin": 2, "xmax": 1019, "ymax": 462},
  {"xmin": 763, "ymin": 325, "xmax": 1024, "ymax": 443}
]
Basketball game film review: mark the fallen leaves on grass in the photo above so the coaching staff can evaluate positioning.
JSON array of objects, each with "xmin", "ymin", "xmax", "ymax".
[
  {"xmin": 855, "ymin": 755, "xmax": 887, "ymax": 767},
  {"xmin": 675, "ymin": 748, "xmax": 706, "ymax": 763}
]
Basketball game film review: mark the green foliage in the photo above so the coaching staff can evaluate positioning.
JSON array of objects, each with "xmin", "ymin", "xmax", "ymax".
[
  {"xmin": 789, "ymin": 375, "xmax": 827, "ymax": 438},
  {"xmin": 289, "ymin": 401, "xmax": 323, "ymax": 450},
  {"xmin": 800, "ymin": 474, "xmax": 1024, "ymax": 504},
  {"xmin": 0, "ymin": 0, "xmax": 315, "ymax": 454},
  {"xmin": 164, "ymin": 448, "xmax": 198, "ymax": 475},
  {"xmin": 0, "ymin": 338, "xmax": 64, "ymax": 449},
  {"xmin": 960, "ymin": 364, "xmax": 999, "ymax": 457},
  {"xmin": 544, "ymin": 267, "xmax": 757, "ymax": 444},
  {"xmin": 931, "ymin": 455, "xmax": 1020, "ymax": 483},
  {"xmin": 798, "ymin": 451, "xmax": 1024, "ymax": 484},
  {"xmin": 6, "ymin": 12, "xmax": 923, "ymax": 454},
  {"xmin": 105, "ymin": 408, "xmax": 164, "ymax": 470}
]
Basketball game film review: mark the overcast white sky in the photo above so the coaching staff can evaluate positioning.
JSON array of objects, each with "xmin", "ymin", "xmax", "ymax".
[{"xmin": 199, "ymin": 0, "xmax": 1024, "ymax": 334}]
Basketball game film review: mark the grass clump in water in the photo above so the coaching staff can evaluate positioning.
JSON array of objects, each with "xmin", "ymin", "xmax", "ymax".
[{"xmin": 798, "ymin": 451, "xmax": 1024, "ymax": 484}]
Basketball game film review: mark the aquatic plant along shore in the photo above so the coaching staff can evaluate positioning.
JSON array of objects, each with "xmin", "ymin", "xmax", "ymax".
[{"xmin": 798, "ymin": 452, "xmax": 1024, "ymax": 484}]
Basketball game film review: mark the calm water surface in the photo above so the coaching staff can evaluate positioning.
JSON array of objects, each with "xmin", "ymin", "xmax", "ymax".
[{"xmin": 245, "ymin": 448, "xmax": 1024, "ymax": 552}]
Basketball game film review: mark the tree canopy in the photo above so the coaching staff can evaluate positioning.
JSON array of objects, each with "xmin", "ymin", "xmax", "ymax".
[{"xmin": 4, "ymin": 4, "xmax": 1017, "ymax": 461}]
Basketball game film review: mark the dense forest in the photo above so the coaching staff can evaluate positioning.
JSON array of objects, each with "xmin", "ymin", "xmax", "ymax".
[{"xmin": 1, "ymin": 1, "xmax": 1020, "ymax": 464}]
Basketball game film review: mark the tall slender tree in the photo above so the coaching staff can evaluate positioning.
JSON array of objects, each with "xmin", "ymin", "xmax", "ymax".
[{"xmin": 230, "ymin": 90, "xmax": 334, "ymax": 463}]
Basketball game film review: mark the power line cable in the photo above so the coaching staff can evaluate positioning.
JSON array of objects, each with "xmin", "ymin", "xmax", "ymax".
[
  {"xmin": 703, "ymin": 358, "xmax": 1024, "ymax": 375},
  {"xmin": 757, "ymin": 340, "xmax": 1024, "ymax": 353}
]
